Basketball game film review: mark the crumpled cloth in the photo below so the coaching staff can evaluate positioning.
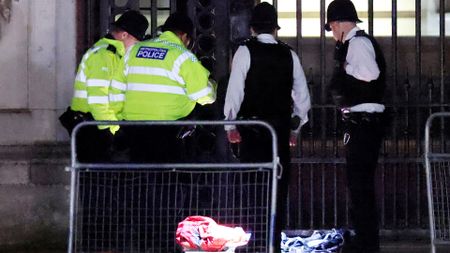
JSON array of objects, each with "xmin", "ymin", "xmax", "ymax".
[
  {"xmin": 176, "ymin": 216, "xmax": 251, "ymax": 252},
  {"xmin": 281, "ymin": 229, "xmax": 346, "ymax": 253}
]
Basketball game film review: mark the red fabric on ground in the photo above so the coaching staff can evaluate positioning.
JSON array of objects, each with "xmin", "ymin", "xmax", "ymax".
[{"xmin": 176, "ymin": 216, "xmax": 250, "ymax": 251}]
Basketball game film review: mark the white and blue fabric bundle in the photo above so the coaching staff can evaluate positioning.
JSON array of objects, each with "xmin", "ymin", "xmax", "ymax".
[{"xmin": 281, "ymin": 229, "xmax": 346, "ymax": 253}]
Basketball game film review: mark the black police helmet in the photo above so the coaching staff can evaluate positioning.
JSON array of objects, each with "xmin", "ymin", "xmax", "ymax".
[
  {"xmin": 250, "ymin": 2, "xmax": 280, "ymax": 32},
  {"xmin": 325, "ymin": 0, "xmax": 362, "ymax": 31},
  {"xmin": 161, "ymin": 12, "xmax": 194, "ymax": 39},
  {"xmin": 112, "ymin": 10, "xmax": 149, "ymax": 41}
]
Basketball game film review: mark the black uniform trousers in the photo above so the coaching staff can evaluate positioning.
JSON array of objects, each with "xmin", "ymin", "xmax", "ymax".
[
  {"xmin": 122, "ymin": 125, "xmax": 182, "ymax": 163},
  {"xmin": 238, "ymin": 119, "xmax": 291, "ymax": 251},
  {"xmin": 76, "ymin": 126, "xmax": 112, "ymax": 163},
  {"xmin": 343, "ymin": 113, "xmax": 384, "ymax": 250},
  {"xmin": 116, "ymin": 125, "xmax": 184, "ymax": 251}
]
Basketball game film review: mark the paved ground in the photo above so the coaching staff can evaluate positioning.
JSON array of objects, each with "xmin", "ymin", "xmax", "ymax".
[
  {"xmin": 381, "ymin": 241, "xmax": 450, "ymax": 253},
  {"xmin": 8, "ymin": 241, "xmax": 448, "ymax": 253},
  {"xmin": 4, "ymin": 244, "xmax": 436, "ymax": 253},
  {"xmin": 381, "ymin": 241, "xmax": 431, "ymax": 253}
]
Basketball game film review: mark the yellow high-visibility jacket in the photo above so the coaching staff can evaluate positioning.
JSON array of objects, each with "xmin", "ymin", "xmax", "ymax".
[
  {"xmin": 110, "ymin": 31, "xmax": 216, "ymax": 121},
  {"xmin": 70, "ymin": 37, "xmax": 125, "ymax": 133}
]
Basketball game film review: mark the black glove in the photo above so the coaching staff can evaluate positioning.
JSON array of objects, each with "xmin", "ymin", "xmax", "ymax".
[
  {"xmin": 58, "ymin": 107, "xmax": 93, "ymax": 135},
  {"xmin": 290, "ymin": 116, "xmax": 301, "ymax": 130},
  {"xmin": 113, "ymin": 127, "xmax": 128, "ymax": 151}
]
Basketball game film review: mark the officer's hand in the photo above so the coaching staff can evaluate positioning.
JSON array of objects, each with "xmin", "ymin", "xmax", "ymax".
[
  {"xmin": 227, "ymin": 129, "xmax": 241, "ymax": 143},
  {"xmin": 177, "ymin": 125, "xmax": 196, "ymax": 139},
  {"xmin": 290, "ymin": 115, "xmax": 301, "ymax": 130},
  {"xmin": 289, "ymin": 132, "xmax": 298, "ymax": 147}
]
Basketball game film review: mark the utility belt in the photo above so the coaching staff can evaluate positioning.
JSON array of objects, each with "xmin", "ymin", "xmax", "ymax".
[{"xmin": 340, "ymin": 109, "xmax": 384, "ymax": 125}]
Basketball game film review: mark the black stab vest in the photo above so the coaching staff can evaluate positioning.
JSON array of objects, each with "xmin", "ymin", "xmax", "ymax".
[
  {"xmin": 330, "ymin": 30, "xmax": 386, "ymax": 107},
  {"xmin": 237, "ymin": 38, "xmax": 294, "ymax": 121}
]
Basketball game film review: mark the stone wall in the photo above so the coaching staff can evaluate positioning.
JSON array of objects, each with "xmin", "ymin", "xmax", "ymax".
[
  {"xmin": 0, "ymin": 143, "xmax": 70, "ymax": 251},
  {"xmin": 0, "ymin": 0, "xmax": 75, "ymax": 250},
  {"xmin": 0, "ymin": 0, "xmax": 76, "ymax": 145}
]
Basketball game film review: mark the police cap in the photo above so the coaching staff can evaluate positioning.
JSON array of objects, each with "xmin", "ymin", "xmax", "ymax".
[
  {"xmin": 161, "ymin": 12, "xmax": 194, "ymax": 39},
  {"xmin": 250, "ymin": 2, "xmax": 280, "ymax": 31},
  {"xmin": 325, "ymin": 0, "xmax": 362, "ymax": 31},
  {"xmin": 112, "ymin": 10, "xmax": 149, "ymax": 41}
]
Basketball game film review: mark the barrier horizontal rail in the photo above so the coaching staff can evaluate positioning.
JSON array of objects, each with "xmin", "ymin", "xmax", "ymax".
[{"xmin": 70, "ymin": 120, "xmax": 279, "ymax": 169}]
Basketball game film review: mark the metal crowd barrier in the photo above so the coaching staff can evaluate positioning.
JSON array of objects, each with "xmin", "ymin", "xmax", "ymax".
[
  {"xmin": 425, "ymin": 112, "xmax": 450, "ymax": 253},
  {"xmin": 67, "ymin": 120, "xmax": 279, "ymax": 253}
]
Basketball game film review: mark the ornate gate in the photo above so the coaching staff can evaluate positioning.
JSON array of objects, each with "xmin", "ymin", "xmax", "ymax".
[{"xmin": 77, "ymin": 0, "xmax": 450, "ymax": 234}]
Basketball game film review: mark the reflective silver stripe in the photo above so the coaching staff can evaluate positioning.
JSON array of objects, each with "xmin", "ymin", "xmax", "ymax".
[
  {"xmin": 153, "ymin": 38, "xmax": 187, "ymax": 52},
  {"xmin": 81, "ymin": 53, "xmax": 89, "ymax": 62},
  {"xmin": 111, "ymin": 80, "xmax": 127, "ymax": 91},
  {"xmin": 91, "ymin": 45, "xmax": 106, "ymax": 53},
  {"xmin": 88, "ymin": 45, "xmax": 107, "ymax": 59},
  {"xmin": 80, "ymin": 45, "xmax": 106, "ymax": 69},
  {"xmin": 128, "ymin": 66, "xmax": 185, "ymax": 85},
  {"xmin": 75, "ymin": 70, "xmax": 86, "ymax": 83},
  {"xmin": 86, "ymin": 79, "xmax": 109, "ymax": 87},
  {"xmin": 78, "ymin": 45, "xmax": 107, "ymax": 79},
  {"xmin": 109, "ymin": 94, "xmax": 125, "ymax": 102},
  {"xmin": 172, "ymin": 51, "xmax": 192, "ymax": 76},
  {"xmin": 123, "ymin": 44, "xmax": 135, "ymax": 77},
  {"xmin": 128, "ymin": 83, "xmax": 186, "ymax": 95},
  {"xmin": 124, "ymin": 44, "xmax": 135, "ymax": 63},
  {"xmin": 188, "ymin": 86, "xmax": 212, "ymax": 101},
  {"xmin": 87, "ymin": 96, "xmax": 109, "ymax": 104},
  {"xmin": 74, "ymin": 90, "xmax": 87, "ymax": 98}
]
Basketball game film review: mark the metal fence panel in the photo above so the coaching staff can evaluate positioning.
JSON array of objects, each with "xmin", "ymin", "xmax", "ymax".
[
  {"xmin": 74, "ymin": 169, "xmax": 272, "ymax": 252},
  {"xmin": 425, "ymin": 112, "xmax": 450, "ymax": 253},
  {"xmin": 67, "ymin": 120, "xmax": 279, "ymax": 253}
]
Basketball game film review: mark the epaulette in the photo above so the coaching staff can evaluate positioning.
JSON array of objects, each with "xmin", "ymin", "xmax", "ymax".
[
  {"xmin": 240, "ymin": 37, "xmax": 257, "ymax": 46},
  {"xmin": 277, "ymin": 40, "xmax": 293, "ymax": 50},
  {"xmin": 355, "ymin": 30, "xmax": 367, "ymax": 37},
  {"xmin": 106, "ymin": 44, "xmax": 117, "ymax": 54}
]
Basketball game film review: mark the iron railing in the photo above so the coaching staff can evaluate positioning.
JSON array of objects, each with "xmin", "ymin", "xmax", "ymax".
[{"xmin": 84, "ymin": 0, "xmax": 450, "ymax": 233}]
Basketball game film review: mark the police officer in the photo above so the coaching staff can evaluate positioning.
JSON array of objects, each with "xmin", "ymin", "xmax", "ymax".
[
  {"xmin": 223, "ymin": 2, "xmax": 311, "ymax": 251},
  {"xmin": 110, "ymin": 12, "xmax": 216, "ymax": 163},
  {"xmin": 325, "ymin": 1, "xmax": 386, "ymax": 252},
  {"xmin": 69, "ymin": 10, "xmax": 148, "ymax": 163},
  {"xmin": 67, "ymin": 10, "xmax": 148, "ymax": 252}
]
